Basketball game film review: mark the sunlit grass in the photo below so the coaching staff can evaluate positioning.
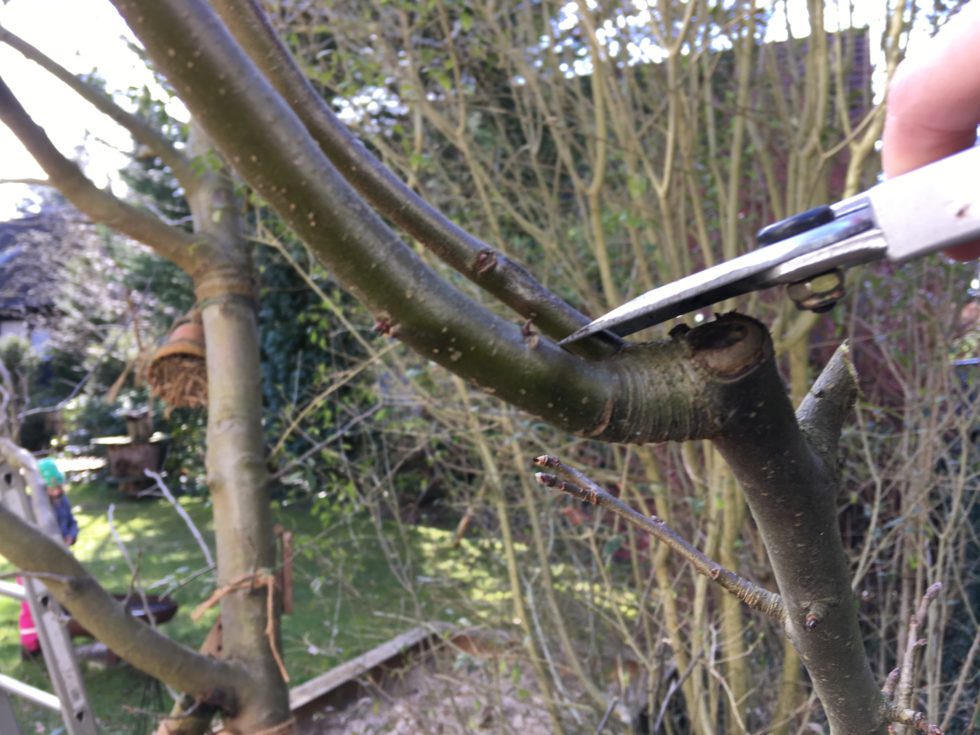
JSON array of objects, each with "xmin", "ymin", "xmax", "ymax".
[
  {"xmin": 0, "ymin": 471, "xmax": 649, "ymax": 734},
  {"xmin": 0, "ymin": 478, "xmax": 514, "ymax": 734}
]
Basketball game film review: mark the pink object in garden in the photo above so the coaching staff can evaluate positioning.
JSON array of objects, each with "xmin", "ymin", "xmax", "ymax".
[{"xmin": 16, "ymin": 576, "xmax": 39, "ymax": 653}]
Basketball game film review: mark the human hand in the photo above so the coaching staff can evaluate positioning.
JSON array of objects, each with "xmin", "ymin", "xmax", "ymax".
[{"xmin": 882, "ymin": 3, "xmax": 980, "ymax": 260}]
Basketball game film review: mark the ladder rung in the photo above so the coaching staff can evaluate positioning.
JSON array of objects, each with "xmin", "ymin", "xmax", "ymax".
[
  {"xmin": 0, "ymin": 674, "xmax": 61, "ymax": 712},
  {"xmin": 0, "ymin": 580, "xmax": 26, "ymax": 600}
]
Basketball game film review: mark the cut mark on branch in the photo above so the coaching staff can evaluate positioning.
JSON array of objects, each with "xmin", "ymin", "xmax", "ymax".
[
  {"xmin": 521, "ymin": 319, "xmax": 540, "ymax": 348},
  {"xmin": 474, "ymin": 249, "xmax": 498, "ymax": 275},
  {"xmin": 586, "ymin": 397, "xmax": 615, "ymax": 438},
  {"xmin": 373, "ymin": 316, "xmax": 398, "ymax": 337},
  {"xmin": 686, "ymin": 314, "xmax": 767, "ymax": 378},
  {"xmin": 803, "ymin": 601, "xmax": 830, "ymax": 630}
]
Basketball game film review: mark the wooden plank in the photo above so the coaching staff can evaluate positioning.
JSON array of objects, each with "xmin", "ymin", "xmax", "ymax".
[{"xmin": 289, "ymin": 624, "xmax": 448, "ymax": 711}]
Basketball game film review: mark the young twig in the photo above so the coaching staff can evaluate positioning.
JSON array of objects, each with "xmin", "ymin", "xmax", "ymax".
[
  {"xmin": 884, "ymin": 704, "xmax": 944, "ymax": 735},
  {"xmin": 144, "ymin": 469, "xmax": 215, "ymax": 568},
  {"xmin": 595, "ymin": 695, "xmax": 618, "ymax": 734},
  {"xmin": 883, "ymin": 667, "xmax": 900, "ymax": 699},
  {"xmin": 533, "ymin": 455, "xmax": 785, "ymax": 622},
  {"xmin": 883, "ymin": 582, "xmax": 944, "ymax": 735},
  {"xmin": 897, "ymin": 582, "xmax": 942, "ymax": 709},
  {"xmin": 940, "ymin": 629, "xmax": 980, "ymax": 731},
  {"xmin": 107, "ymin": 503, "xmax": 158, "ymax": 627}
]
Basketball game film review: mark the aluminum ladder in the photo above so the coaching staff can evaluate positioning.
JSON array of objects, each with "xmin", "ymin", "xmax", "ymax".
[{"xmin": 0, "ymin": 456, "xmax": 98, "ymax": 734}]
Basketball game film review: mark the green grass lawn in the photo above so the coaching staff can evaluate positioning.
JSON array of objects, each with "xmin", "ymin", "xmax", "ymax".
[{"xmin": 0, "ymin": 477, "xmax": 511, "ymax": 734}]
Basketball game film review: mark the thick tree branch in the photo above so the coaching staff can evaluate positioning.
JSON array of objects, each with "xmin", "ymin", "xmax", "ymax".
[
  {"xmin": 110, "ymin": 0, "xmax": 760, "ymax": 445},
  {"xmin": 533, "ymin": 455, "xmax": 786, "ymax": 621},
  {"xmin": 4, "ymin": 5, "xmax": 925, "ymax": 733},
  {"xmin": 0, "ymin": 25, "xmax": 197, "ymax": 189},
  {"xmin": 0, "ymin": 506, "xmax": 251, "ymax": 708},
  {"xmin": 713, "ymin": 343, "xmax": 889, "ymax": 733},
  {"xmin": 208, "ymin": 0, "xmax": 619, "ymax": 357},
  {"xmin": 0, "ymin": 78, "xmax": 203, "ymax": 275}
]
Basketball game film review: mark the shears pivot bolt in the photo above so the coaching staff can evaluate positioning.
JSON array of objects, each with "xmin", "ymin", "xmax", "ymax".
[{"xmin": 786, "ymin": 269, "xmax": 845, "ymax": 313}]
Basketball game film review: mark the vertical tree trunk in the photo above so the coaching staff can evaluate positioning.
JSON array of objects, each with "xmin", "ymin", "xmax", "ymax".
[
  {"xmin": 187, "ymin": 124, "xmax": 291, "ymax": 732},
  {"xmin": 198, "ymin": 285, "xmax": 291, "ymax": 731}
]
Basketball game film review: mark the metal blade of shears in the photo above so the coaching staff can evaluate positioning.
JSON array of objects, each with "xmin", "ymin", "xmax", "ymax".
[
  {"xmin": 561, "ymin": 144, "xmax": 980, "ymax": 346},
  {"xmin": 560, "ymin": 205, "xmax": 875, "ymax": 344}
]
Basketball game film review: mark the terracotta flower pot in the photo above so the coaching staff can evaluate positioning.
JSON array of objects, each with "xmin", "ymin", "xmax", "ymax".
[
  {"xmin": 148, "ymin": 311, "xmax": 208, "ymax": 413},
  {"xmin": 151, "ymin": 318, "xmax": 205, "ymax": 362}
]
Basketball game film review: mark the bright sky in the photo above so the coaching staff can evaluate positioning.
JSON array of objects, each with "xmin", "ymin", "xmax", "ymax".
[
  {"xmin": 0, "ymin": 1, "xmax": 936, "ymax": 222},
  {"xmin": 0, "ymin": 0, "xmax": 152, "ymax": 219}
]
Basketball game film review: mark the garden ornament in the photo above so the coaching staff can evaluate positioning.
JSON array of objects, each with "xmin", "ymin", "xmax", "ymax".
[{"xmin": 562, "ymin": 145, "xmax": 980, "ymax": 344}]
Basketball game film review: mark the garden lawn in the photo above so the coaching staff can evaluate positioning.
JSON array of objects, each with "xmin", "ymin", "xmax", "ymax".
[{"xmin": 0, "ymin": 477, "xmax": 510, "ymax": 734}]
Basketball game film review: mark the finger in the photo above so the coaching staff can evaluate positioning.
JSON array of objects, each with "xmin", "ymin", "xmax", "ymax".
[
  {"xmin": 882, "ymin": 5, "xmax": 980, "ymax": 260},
  {"xmin": 882, "ymin": 3, "xmax": 980, "ymax": 178}
]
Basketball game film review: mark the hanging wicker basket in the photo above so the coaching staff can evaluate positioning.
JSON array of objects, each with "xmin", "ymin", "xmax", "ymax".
[{"xmin": 147, "ymin": 311, "xmax": 208, "ymax": 414}]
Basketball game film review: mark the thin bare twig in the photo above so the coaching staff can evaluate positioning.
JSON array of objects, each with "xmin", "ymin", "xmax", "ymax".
[
  {"xmin": 270, "ymin": 403, "xmax": 382, "ymax": 481},
  {"xmin": 594, "ymin": 695, "xmax": 618, "ymax": 734},
  {"xmin": 884, "ymin": 703, "xmax": 944, "ymax": 735},
  {"xmin": 879, "ymin": 582, "xmax": 945, "ymax": 735},
  {"xmin": 0, "ymin": 78, "xmax": 204, "ymax": 274},
  {"xmin": 653, "ymin": 654, "xmax": 701, "ymax": 734},
  {"xmin": 883, "ymin": 667, "xmax": 900, "ymax": 699},
  {"xmin": 0, "ymin": 177, "xmax": 49, "ymax": 187},
  {"xmin": 896, "ymin": 582, "xmax": 942, "ymax": 710},
  {"xmin": 940, "ymin": 629, "xmax": 980, "ymax": 731},
  {"xmin": 107, "ymin": 503, "xmax": 158, "ymax": 627},
  {"xmin": 533, "ymin": 455, "xmax": 785, "ymax": 622},
  {"xmin": 144, "ymin": 469, "xmax": 215, "ymax": 568}
]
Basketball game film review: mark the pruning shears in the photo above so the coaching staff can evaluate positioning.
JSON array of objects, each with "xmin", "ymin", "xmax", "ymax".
[{"xmin": 561, "ymin": 145, "xmax": 980, "ymax": 345}]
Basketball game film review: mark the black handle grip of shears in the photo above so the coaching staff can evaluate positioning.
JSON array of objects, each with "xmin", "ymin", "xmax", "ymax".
[{"xmin": 757, "ymin": 205, "xmax": 835, "ymax": 246}]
